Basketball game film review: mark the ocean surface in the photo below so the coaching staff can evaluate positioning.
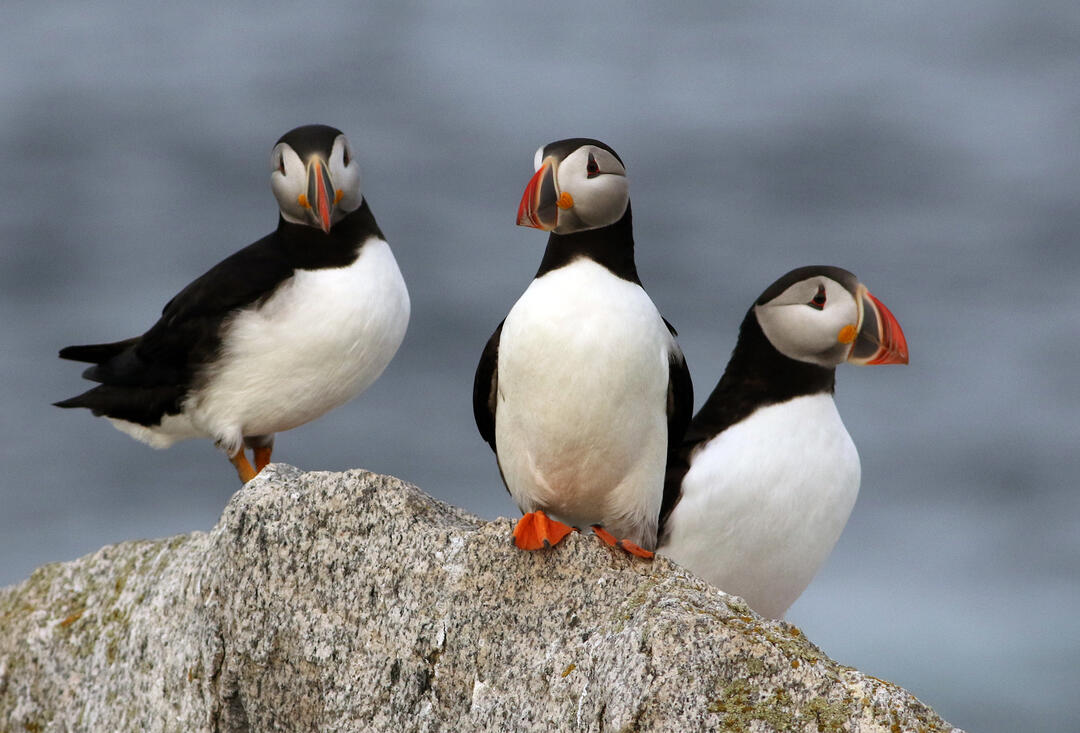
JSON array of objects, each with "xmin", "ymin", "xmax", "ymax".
[{"xmin": 2, "ymin": 2, "xmax": 1078, "ymax": 730}]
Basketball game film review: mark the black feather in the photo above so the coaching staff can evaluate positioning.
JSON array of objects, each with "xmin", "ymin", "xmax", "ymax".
[
  {"xmin": 472, "ymin": 320, "xmax": 503, "ymax": 453},
  {"xmin": 53, "ymin": 383, "xmax": 185, "ymax": 424},
  {"xmin": 534, "ymin": 203, "xmax": 640, "ymax": 284},
  {"xmin": 664, "ymin": 337, "xmax": 694, "ymax": 465},
  {"xmin": 58, "ymin": 338, "xmax": 137, "ymax": 364}
]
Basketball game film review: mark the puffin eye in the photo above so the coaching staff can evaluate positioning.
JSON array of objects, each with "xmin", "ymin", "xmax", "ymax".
[
  {"xmin": 586, "ymin": 152, "xmax": 600, "ymax": 179},
  {"xmin": 277, "ymin": 154, "xmax": 286, "ymax": 175},
  {"xmin": 342, "ymin": 145, "xmax": 351, "ymax": 167},
  {"xmin": 808, "ymin": 284, "xmax": 827, "ymax": 310}
]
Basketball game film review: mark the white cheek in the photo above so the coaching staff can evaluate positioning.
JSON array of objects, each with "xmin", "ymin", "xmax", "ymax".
[
  {"xmin": 785, "ymin": 308, "xmax": 837, "ymax": 353},
  {"xmin": 828, "ymin": 301, "xmax": 859, "ymax": 339},
  {"xmin": 758, "ymin": 303, "xmax": 855, "ymax": 364},
  {"xmin": 270, "ymin": 148, "xmax": 309, "ymax": 222},
  {"xmin": 270, "ymin": 171, "xmax": 305, "ymax": 220},
  {"xmin": 332, "ymin": 163, "xmax": 363, "ymax": 213},
  {"xmin": 569, "ymin": 177, "xmax": 629, "ymax": 228}
]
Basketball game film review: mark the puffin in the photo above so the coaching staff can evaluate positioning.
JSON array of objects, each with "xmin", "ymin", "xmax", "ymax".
[
  {"xmin": 657, "ymin": 266, "xmax": 908, "ymax": 618},
  {"xmin": 55, "ymin": 124, "xmax": 410, "ymax": 483},
  {"xmin": 473, "ymin": 138, "xmax": 693, "ymax": 557}
]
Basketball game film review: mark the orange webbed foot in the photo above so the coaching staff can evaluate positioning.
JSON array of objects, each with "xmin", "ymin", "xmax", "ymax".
[
  {"xmin": 513, "ymin": 510, "xmax": 575, "ymax": 551},
  {"xmin": 591, "ymin": 525, "xmax": 654, "ymax": 559}
]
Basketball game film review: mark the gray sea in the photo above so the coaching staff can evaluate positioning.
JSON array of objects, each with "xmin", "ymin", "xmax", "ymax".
[{"xmin": 2, "ymin": 2, "xmax": 1078, "ymax": 730}]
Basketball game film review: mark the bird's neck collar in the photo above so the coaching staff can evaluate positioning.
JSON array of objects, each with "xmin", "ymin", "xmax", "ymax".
[{"xmin": 534, "ymin": 203, "xmax": 640, "ymax": 285}]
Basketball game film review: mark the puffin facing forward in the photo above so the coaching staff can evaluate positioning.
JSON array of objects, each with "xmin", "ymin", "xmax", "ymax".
[
  {"xmin": 55, "ymin": 125, "xmax": 410, "ymax": 482},
  {"xmin": 473, "ymin": 138, "xmax": 692, "ymax": 556},
  {"xmin": 658, "ymin": 266, "xmax": 907, "ymax": 618}
]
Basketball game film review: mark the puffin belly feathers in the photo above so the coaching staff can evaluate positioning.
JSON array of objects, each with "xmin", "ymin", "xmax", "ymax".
[
  {"xmin": 661, "ymin": 393, "xmax": 860, "ymax": 618},
  {"xmin": 495, "ymin": 259, "xmax": 673, "ymax": 546},
  {"xmin": 189, "ymin": 237, "xmax": 409, "ymax": 454}
]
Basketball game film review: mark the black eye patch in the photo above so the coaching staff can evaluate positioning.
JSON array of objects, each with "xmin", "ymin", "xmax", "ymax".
[{"xmin": 586, "ymin": 152, "xmax": 600, "ymax": 179}]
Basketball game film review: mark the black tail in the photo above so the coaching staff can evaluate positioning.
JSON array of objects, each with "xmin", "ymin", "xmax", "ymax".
[
  {"xmin": 53, "ymin": 383, "xmax": 183, "ymax": 424},
  {"xmin": 58, "ymin": 338, "xmax": 138, "ymax": 364},
  {"xmin": 53, "ymin": 385, "xmax": 106, "ymax": 412},
  {"xmin": 53, "ymin": 392, "xmax": 94, "ymax": 410}
]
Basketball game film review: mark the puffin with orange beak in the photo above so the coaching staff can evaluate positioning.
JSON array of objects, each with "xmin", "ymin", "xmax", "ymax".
[
  {"xmin": 657, "ymin": 265, "xmax": 908, "ymax": 618},
  {"xmin": 55, "ymin": 124, "xmax": 410, "ymax": 482},
  {"xmin": 474, "ymin": 138, "xmax": 693, "ymax": 557}
]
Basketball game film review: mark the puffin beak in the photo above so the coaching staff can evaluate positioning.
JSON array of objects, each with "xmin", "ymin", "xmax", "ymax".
[
  {"xmin": 847, "ymin": 286, "xmax": 909, "ymax": 365},
  {"xmin": 517, "ymin": 157, "xmax": 559, "ymax": 230},
  {"xmin": 306, "ymin": 157, "xmax": 335, "ymax": 233}
]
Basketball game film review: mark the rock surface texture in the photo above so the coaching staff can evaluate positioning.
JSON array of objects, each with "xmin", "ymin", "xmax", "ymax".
[{"xmin": 0, "ymin": 466, "xmax": 961, "ymax": 732}]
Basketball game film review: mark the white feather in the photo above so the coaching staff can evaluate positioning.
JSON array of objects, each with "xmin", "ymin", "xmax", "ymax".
[
  {"xmin": 658, "ymin": 393, "xmax": 860, "ymax": 618},
  {"xmin": 107, "ymin": 411, "xmax": 199, "ymax": 448},
  {"xmin": 494, "ymin": 259, "xmax": 674, "ymax": 548},
  {"xmin": 109, "ymin": 238, "xmax": 409, "ymax": 455}
]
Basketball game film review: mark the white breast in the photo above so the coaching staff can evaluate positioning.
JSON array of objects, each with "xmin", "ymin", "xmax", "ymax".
[
  {"xmin": 186, "ymin": 238, "xmax": 409, "ymax": 455},
  {"xmin": 658, "ymin": 393, "xmax": 860, "ymax": 618},
  {"xmin": 494, "ymin": 259, "xmax": 674, "ymax": 548}
]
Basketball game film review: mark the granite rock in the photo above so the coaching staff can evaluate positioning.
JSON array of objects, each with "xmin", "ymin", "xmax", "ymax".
[{"xmin": 0, "ymin": 465, "xmax": 962, "ymax": 731}]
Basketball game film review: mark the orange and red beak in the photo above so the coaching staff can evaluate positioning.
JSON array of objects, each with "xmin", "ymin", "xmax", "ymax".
[
  {"xmin": 847, "ymin": 286, "xmax": 909, "ymax": 365},
  {"xmin": 305, "ymin": 157, "xmax": 336, "ymax": 233},
  {"xmin": 517, "ymin": 157, "xmax": 559, "ymax": 230}
]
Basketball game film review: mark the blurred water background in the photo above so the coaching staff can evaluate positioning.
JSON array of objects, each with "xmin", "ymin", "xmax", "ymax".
[{"xmin": 2, "ymin": 2, "xmax": 1079, "ymax": 730}]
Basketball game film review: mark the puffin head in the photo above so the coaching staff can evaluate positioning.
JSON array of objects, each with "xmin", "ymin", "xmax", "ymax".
[
  {"xmin": 753, "ymin": 266, "xmax": 909, "ymax": 368},
  {"xmin": 270, "ymin": 124, "xmax": 363, "ymax": 233},
  {"xmin": 516, "ymin": 138, "xmax": 629, "ymax": 235}
]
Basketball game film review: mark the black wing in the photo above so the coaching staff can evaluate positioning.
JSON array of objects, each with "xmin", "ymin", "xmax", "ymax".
[
  {"xmin": 661, "ymin": 318, "xmax": 693, "ymax": 448},
  {"xmin": 665, "ymin": 343, "xmax": 694, "ymax": 458},
  {"xmin": 139, "ymin": 203, "xmax": 378, "ymax": 361},
  {"xmin": 658, "ymin": 319, "xmax": 694, "ymax": 544},
  {"xmin": 156, "ymin": 232, "xmax": 294, "ymax": 333},
  {"xmin": 472, "ymin": 320, "xmax": 503, "ymax": 453},
  {"xmin": 54, "ymin": 231, "xmax": 295, "ymax": 422}
]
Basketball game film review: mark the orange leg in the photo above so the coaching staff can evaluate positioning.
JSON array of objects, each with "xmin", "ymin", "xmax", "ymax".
[
  {"xmin": 591, "ymin": 525, "xmax": 654, "ymax": 559},
  {"xmin": 253, "ymin": 444, "xmax": 273, "ymax": 473},
  {"xmin": 513, "ymin": 510, "xmax": 575, "ymax": 551},
  {"xmin": 229, "ymin": 449, "xmax": 257, "ymax": 483}
]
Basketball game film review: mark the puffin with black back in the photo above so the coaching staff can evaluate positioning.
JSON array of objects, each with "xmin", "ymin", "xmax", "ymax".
[
  {"xmin": 473, "ymin": 138, "xmax": 693, "ymax": 557},
  {"xmin": 55, "ymin": 125, "xmax": 410, "ymax": 482},
  {"xmin": 658, "ymin": 265, "xmax": 907, "ymax": 618}
]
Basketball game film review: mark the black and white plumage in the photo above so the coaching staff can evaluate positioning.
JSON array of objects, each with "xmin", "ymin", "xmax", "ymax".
[
  {"xmin": 55, "ymin": 125, "xmax": 410, "ymax": 482},
  {"xmin": 658, "ymin": 266, "xmax": 908, "ymax": 617},
  {"xmin": 473, "ymin": 138, "xmax": 692, "ymax": 554}
]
